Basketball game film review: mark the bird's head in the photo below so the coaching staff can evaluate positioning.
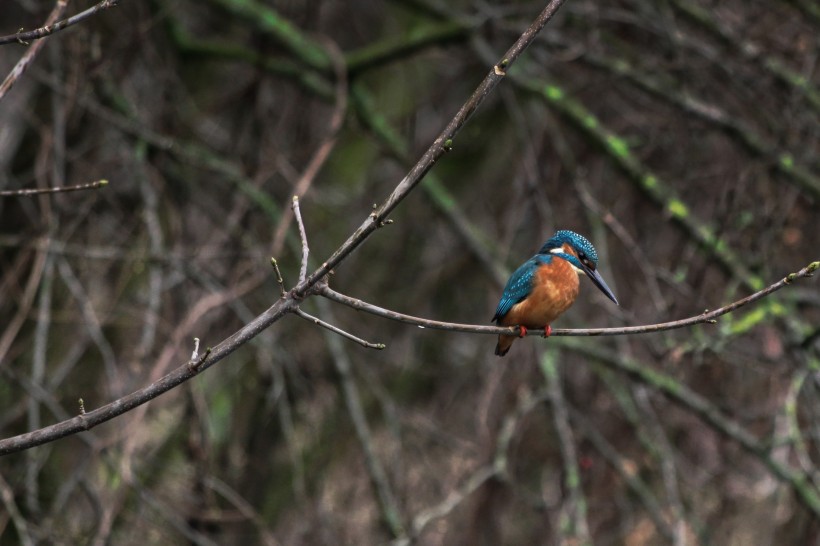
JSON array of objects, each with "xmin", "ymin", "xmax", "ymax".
[{"xmin": 539, "ymin": 230, "xmax": 619, "ymax": 305}]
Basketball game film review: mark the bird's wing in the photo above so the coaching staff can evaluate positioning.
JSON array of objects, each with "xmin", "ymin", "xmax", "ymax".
[{"xmin": 493, "ymin": 256, "xmax": 547, "ymax": 322}]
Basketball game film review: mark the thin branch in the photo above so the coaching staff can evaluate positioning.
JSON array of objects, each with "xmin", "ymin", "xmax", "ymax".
[
  {"xmin": 292, "ymin": 196, "xmax": 309, "ymax": 284},
  {"xmin": 0, "ymin": 473, "xmax": 34, "ymax": 546},
  {"xmin": 0, "ymin": 0, "xmax": 70, "ymax": 101},
  {"xmin": 405, "ymin": 466, "xmax": 496, "ymax": 542},
  {"xmin": 320, "ymin": 262, "xmax": 819, "ymax": 337},
  {"xmin": 0, "ymin": 248, "xmax": 48, "ymax": 365},
  {"xmin": 294, "ymin": 308, "xmax": 385, "ymax": 350},
  {"xmin": 0, "ymin": 179, "xmax": 108, "ymax": 196},
  {"xmin": 271, "ymin": 37, "xmax": 347, "ymax": 255},
  {"xmin": 269, "ymin": 258, "xmax": 286, "ymax": 296},
  {"xmin": 203, "ymin": 476, "xmax": 280, "ymax": 546},
  {"xmin": 320, "ymin": 302, "xmax": 407, "ymax": 539},
  {"xmin": 0, "ymin": 0, "xmax": 119, "ymax": 46}
]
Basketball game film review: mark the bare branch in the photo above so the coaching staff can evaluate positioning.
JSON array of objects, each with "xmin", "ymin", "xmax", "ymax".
[
  {"xmin": 0, "ymin": 1, "xmax": 119, "ymax": 46},
  {"xmin": 320, "ymin": 262, "xmax": 819, "ymax": 337},
  {"xmin": 0, "ymin": 179, "xmax": 108, "ymax": 196},
  {"xmin": 294, "ymin": 308, "xmax": 384, "ymax": 350},
  {"xmin": 271, "ymin": 38, "xmax": 347, "ymax": 255},
  {"xmin": 292, "ymin": 196, "xmax": 309, "ymax": 283},
  {"xmin": 269, "ymin": 258, "xmax": 286, "ymax": 296},
  {"xmin": 0, "ymin": 0, "xmax": 70, "ymax": 101}
]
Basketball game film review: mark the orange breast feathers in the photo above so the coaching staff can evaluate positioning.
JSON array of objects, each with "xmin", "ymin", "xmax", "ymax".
[{"xmin": 498, "ymin": 258, "xmax": 581, "ymax": 328}]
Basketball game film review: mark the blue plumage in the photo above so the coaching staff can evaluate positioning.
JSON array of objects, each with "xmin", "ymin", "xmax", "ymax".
[{"xmin": 492, "ymin": 254, "xmax": 552, "ymax": 321}]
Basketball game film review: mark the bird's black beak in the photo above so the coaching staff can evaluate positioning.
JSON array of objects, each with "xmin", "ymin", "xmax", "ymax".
[{"xmin": 582, "ymin": 265, "xmax": 619, "ymax": 305}]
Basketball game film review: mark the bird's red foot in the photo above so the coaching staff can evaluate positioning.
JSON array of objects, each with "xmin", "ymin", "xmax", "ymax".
[
  {"xmin": 517, "ymin": 325, "xmax": 528, "ymax": 338},
  {"xmin": 543, "ymin": 325, "xmax": 552, "ymax": 338}
]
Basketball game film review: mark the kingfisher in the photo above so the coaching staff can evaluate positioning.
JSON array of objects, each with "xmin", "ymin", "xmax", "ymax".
[{"xmin": 492, "ymin": 230, "xmax": 619, "ymax": 356}]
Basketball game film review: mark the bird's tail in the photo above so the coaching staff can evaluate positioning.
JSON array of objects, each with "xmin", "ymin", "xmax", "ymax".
[{"xmin": 495, "ymin": 335, "xmax": 515, "ymax": 357}]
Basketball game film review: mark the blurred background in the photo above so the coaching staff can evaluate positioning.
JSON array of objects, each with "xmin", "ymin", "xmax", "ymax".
[{"xmin": 1, "ymin": 0, "xmax": 819, "ymax": 544}]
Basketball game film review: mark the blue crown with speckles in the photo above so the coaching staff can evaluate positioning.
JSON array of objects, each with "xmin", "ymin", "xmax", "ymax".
[{"xmin": 539, "ymin": 230, "xmax": 599, "ymax": 265}]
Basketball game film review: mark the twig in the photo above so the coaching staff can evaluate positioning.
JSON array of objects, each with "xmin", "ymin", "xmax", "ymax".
[
  {"xmin": 406, "ymin": 466, "xmax": 496, "ymax": 541},
  {"xmin": 271, "ymin": 38, "xmax": 347, "ymax": 255},
  {"xmin": 189, "ymin": 338, "xmax": 201, "ymax": 361},
  {"xmin": 292, "ymin": 197, "xmax": 309, "ymax": 283},
  {"xmin": 0, "ymin": 473, "xmax": 34, "ymax": 546},
  {"xmin": 0, "ymin": 248, "xmax": 48, "ymax": 366},
  {"xmin": 0, "ymin": 0, "xmax": 70, "ymax": 101},
  {"xmin": 203, "ymin": 477, "xmax": 280, "ymax": 546},
  {"xmin": 0, "ymin": 0, "xmax": 119, "ymax": 46},
  {"xmin": 0, "ymin": 179, "xmax": 108, "ymax": 196},
  {"xmin": 320, "ymin": 303, "xmax": 407, "ymax": 539},
  {"xmin": 294, "ymin": 308, "xmax": 385, "ymax": 349},
  {"xmin": 269, "ymin": 258, "xmax": 286, "ymax": 296},
  {"xmin": 56, "ymin": 257, "xmax": 122, "ymax": 397},
  {"xmin": 320, "ymin": 262, "xmax": 819, "ymax": 337}
]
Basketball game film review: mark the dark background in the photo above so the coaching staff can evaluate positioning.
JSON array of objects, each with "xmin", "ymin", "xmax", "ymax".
[{"xmin": 0, "ymin": 0, "xmax": 818, "ymax": 544}]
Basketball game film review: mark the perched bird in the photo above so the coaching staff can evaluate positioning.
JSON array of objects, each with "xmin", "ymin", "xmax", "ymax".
[{"xmin": 492, "ymin": 230, "xmax": 619, "ymax": 356}]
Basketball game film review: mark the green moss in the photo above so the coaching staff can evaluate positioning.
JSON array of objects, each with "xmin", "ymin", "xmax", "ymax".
[
  {"xmin": 583, "ymin": 115, "xmax": 598, "ymax": 129},
  {"xmin": 545, "ymin": 85, "xmax": 564, "ymax": 101},
  {"xmin": 727, "ymin": 300, "xmax": 784, "ymax": 335},
  {"xmin": 779, "ymin": 153, "xmax": 795, "ymax": 170},
  {"xmin": 748, "ymin": 276, "xmax": 765, "ymax": 291},
  {"xmin": 605, "ymin": 134, "xmax": 630, "ymax": 158},
  {"xmin": 667, "ymin": 199, "xmax": 689, "ymax": 218}
]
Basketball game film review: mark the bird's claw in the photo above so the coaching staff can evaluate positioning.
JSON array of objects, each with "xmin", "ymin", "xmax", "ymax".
[{"xmin": 517, "ymin": 326, "xmax": 528, "ymax": 338}]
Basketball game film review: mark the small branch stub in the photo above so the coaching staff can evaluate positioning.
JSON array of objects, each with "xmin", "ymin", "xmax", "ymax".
[
  {"xmin": 188, "ymin": 338, "xmax": 211, "ymax": 371},
  {"xmin": 270, "ymin": 258, "xmax": 286, "ymax": 296},
  {"xmin": 295, "ymin": 308, "xmax": 385, "ymax": 350},
  {"xmin": 190, "ymin": 337, "xmax": 201, "ymax": 361},
  {"xmin": 292, "ymin": 196, "xmax": 310, "ymax": 283}
]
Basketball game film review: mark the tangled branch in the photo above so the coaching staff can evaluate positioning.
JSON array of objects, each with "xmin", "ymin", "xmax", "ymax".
[{"xmin": 0, "ymin": 0, "xmax": 569, "ymax": 456}]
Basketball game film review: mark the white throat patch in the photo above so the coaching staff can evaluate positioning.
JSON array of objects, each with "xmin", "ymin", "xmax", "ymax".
[{"xmin": 550, "ymin": 247, "xmax": 585, "ymax": 275}]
